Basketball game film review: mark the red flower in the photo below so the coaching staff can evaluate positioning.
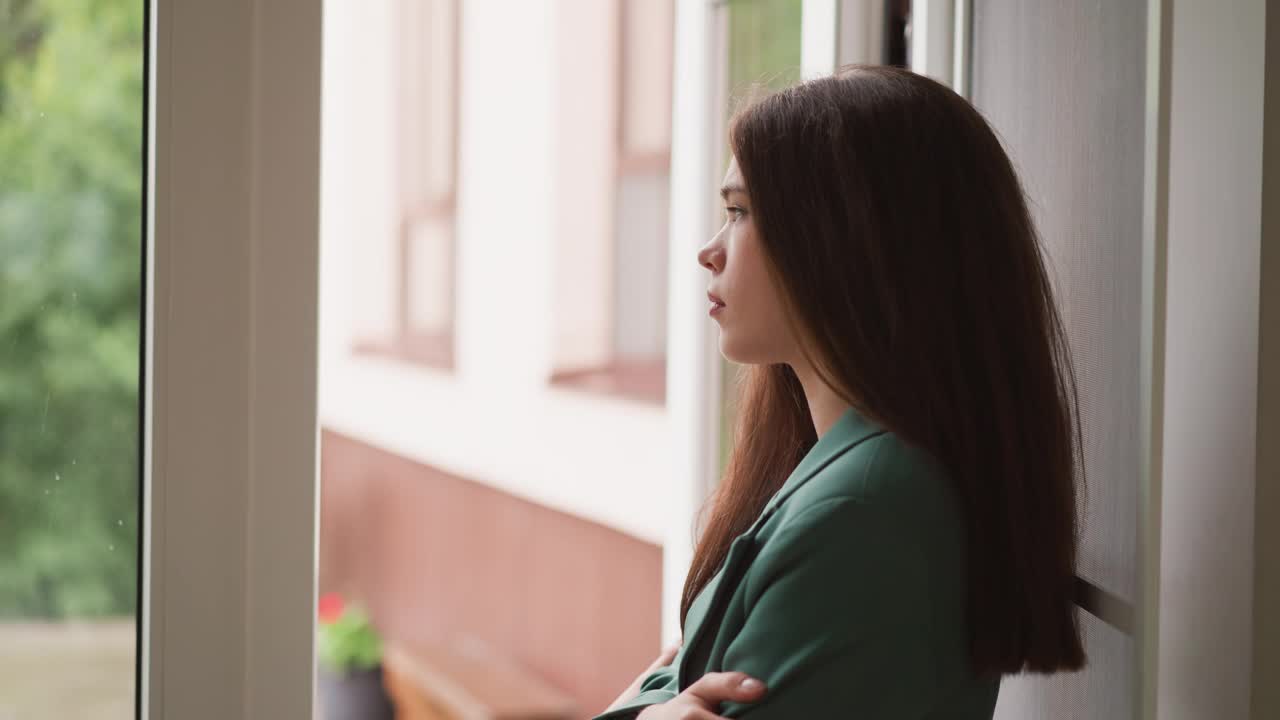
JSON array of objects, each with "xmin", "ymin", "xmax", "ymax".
[{"xmin": 318, "ymin": 592, "xmax": 345, "ymax": 624}]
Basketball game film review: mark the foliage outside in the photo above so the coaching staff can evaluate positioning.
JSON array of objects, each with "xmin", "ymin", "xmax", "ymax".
[
  {"xmin": 719, "ymin": 0, "xmax": 802, "ymax": 475},
  {"xmin": 0, "ymin": 0, "xmax": 144, "ymax": 618}
]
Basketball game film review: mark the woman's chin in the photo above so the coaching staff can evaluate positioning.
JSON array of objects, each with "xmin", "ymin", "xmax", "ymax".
[
  {"xmin": 717, "ymin": 334, "xmax": 760, "ymax": 365},
  {"xmin": 717, "ymin": 331, "xmax": 794, "ymax": 366},
  {"xmin": 716, "ymin": 333, "xmax": 741, "ymax": 363}
]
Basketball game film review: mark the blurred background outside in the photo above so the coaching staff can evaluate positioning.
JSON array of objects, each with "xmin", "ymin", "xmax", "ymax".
[{"xmin": 0, "ymin": 0, "xmax": 144, "ymax": 718}]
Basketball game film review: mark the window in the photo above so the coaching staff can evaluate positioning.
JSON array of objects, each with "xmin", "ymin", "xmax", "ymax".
[
  {"xmin": 549, "ymin": 0, "xmax": 675, "ymax": 405},
  {"xmin": 351, "ymin": 0, "xmax": 459, "ymax": 369}
]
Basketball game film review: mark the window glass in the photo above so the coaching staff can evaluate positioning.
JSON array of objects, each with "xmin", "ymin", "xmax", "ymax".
[{"xmin": 0, "ymin": 0, "xmax": 145, "ymax": 716}]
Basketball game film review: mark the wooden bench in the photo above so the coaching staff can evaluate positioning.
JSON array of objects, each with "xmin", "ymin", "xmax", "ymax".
[{"xmin": 382, "ymin": 637, "xmax": 578, "ymax": 720}]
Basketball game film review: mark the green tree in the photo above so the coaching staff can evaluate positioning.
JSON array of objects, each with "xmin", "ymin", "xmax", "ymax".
[
  {"xmin": 0, "ymin": 0, "xmax": 143, "ymax": 618},
  {"xmin": 719, "ymin": 0, "xmax": 803, "ymax": 474},
  {"xmin": 728, "ymin": 0, "xmax": 804, "ymax": 96}
]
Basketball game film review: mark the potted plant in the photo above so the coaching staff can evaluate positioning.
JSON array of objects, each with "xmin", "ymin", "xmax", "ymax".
[{"xmin": 316, "ymin": 592, "xmax": 394, "ymax": 720}]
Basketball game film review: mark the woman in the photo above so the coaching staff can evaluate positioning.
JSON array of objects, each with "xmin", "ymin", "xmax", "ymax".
[{"xmin": 595, "ymin": 65, "xmax": 1086, "ymax": 719}]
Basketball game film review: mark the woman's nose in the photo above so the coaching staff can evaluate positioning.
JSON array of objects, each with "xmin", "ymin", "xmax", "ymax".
[{"xmin": 698, "ymin": 239, "xmax": 724, "ymax": 273}]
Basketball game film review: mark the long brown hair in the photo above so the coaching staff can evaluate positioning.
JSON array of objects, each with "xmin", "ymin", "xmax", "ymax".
[{"xmin": 682, "ymin": 66, "xmax": 1086, "ymax": 676}]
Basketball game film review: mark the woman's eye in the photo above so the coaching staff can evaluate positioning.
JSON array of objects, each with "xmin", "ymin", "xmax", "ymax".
[{"xmin": 724, "ymin": 206, "xmax": 745, "ymax": 222}]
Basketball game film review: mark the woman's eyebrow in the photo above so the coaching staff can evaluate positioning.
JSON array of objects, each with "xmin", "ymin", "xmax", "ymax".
[{"xmin": 719, "ymin": 183, "xmax": 747, "ymax": 200}]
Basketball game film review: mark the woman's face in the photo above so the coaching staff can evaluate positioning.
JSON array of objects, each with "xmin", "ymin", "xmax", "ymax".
[{"xmin": 698, "ymin": 155, "xmax": 800, "ymax": 365}]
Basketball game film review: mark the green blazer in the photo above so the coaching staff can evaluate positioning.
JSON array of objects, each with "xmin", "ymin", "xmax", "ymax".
[{"xmin": 595, "ymin": 408, "xmax": 999, "ymax": 719}]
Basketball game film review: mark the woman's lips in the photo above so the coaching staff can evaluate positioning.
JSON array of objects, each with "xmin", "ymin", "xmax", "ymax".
[{"xmin": 708, "ymin": 291, "xmax": 726, "ymax": 317}]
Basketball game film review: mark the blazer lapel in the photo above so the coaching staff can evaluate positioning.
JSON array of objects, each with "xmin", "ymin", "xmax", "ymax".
[
  {"xmin": 675, "ymin": 408, "xmax": 886, "ymax": 688},
  {"xmin": 758, "ymin": 407, "xmax": 884, "ymax": 523}
]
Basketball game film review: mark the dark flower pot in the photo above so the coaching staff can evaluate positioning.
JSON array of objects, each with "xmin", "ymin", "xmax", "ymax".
[{"xmin": 317, "ymin": 664, "xmax": 394, "ymax": 720}]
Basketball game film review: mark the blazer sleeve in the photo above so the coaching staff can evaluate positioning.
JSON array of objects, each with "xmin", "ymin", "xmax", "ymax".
[
  {"xmin": 591, "ymin": 661, "xmax": 680, "ymax": 720},
  {"xmin": 717, "ymin": 496, "xmax": 941, "ymax": 719}
]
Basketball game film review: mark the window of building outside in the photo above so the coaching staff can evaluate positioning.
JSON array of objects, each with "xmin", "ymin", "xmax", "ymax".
[
  {"xmin": 549, "ymin": 0, "xmax": 674, "ymax": 406},
  {"xmin": 352, "ymin": 0, "xmax": 459, "ymax": 370}
]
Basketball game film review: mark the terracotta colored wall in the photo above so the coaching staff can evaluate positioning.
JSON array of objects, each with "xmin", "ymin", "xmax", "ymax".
[{"xmin": 319, "ymin": 430, "xmax": 663, "ymax": 717}]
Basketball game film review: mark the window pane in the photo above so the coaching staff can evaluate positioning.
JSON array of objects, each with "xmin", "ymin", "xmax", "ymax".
[
  {"xmin": 718, "ymin": 0, "xmax": 803, "ymax": 471},
  {"xmin": 404, "ymin": 213, "xmax": 454, "ymax": 349},
  {"xmin": 0, "ymin": 0, "xmax": 145, "ymax": 717},
  {"xmin": 727, "ymin": 0, "xmax": 803, "ymax": 96},
  {"xmin": 972, "ymin": 0, "xmax": 1144, "ymax": 715}
]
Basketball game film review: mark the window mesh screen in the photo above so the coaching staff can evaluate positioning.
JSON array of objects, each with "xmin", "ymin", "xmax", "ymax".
[
  {"xmin": 971, "ymin": 0, "xmax": 1146, "ymax": 714},
  {"xmin": 996, "ymin": 611, "xmax": 1134, "ymax": 718}
]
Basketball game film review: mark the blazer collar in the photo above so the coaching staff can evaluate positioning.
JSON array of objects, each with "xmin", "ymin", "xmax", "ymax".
[
  {"xmin": 748, "ymin": 407, "xmax": 885, "ymax": 534},
  {"xmin": 675, "ymin": 407, "xmax": 885, "ymax": 690}
]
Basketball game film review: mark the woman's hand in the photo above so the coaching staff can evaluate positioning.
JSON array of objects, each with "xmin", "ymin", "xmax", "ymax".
[
  {"xmin": 636, "ymin": 671, "xmax": 768, "ymax": 719},
  {"xmin": 604, "ymin": 640, "xmax": 683, "ymax": 712}
]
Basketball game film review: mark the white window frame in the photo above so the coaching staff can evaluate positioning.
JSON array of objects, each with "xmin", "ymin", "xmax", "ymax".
[
  {"xmin": 804, "ymin": 0, "xmax": 969, "ymax": 92},
  {"xmin": 1153, "ymin": 1, "xmax": 1274, "ymax": 719},
  {"xmin": 662, "ymin": 0, "xmax": 726, "ymax": 643},
  {"xmin": 144, "ymin": 0, "xmax": 321, "ymax": 717}
]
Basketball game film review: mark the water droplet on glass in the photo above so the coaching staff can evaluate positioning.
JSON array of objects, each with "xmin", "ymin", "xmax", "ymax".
[
  {"xmin": 117, "ymin": 519, "xmax": 124, "ymax": 526},
  {"xmin": 54, "ymin": 473, "xmax": 60, "ymax": 481},
  {"xmin": 72, "ymin": 459, "xmax": 77, "ymax": 465},
  {"xmin": 109, "ymin": 545, "xmax": 115, "ymax": 551}
]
